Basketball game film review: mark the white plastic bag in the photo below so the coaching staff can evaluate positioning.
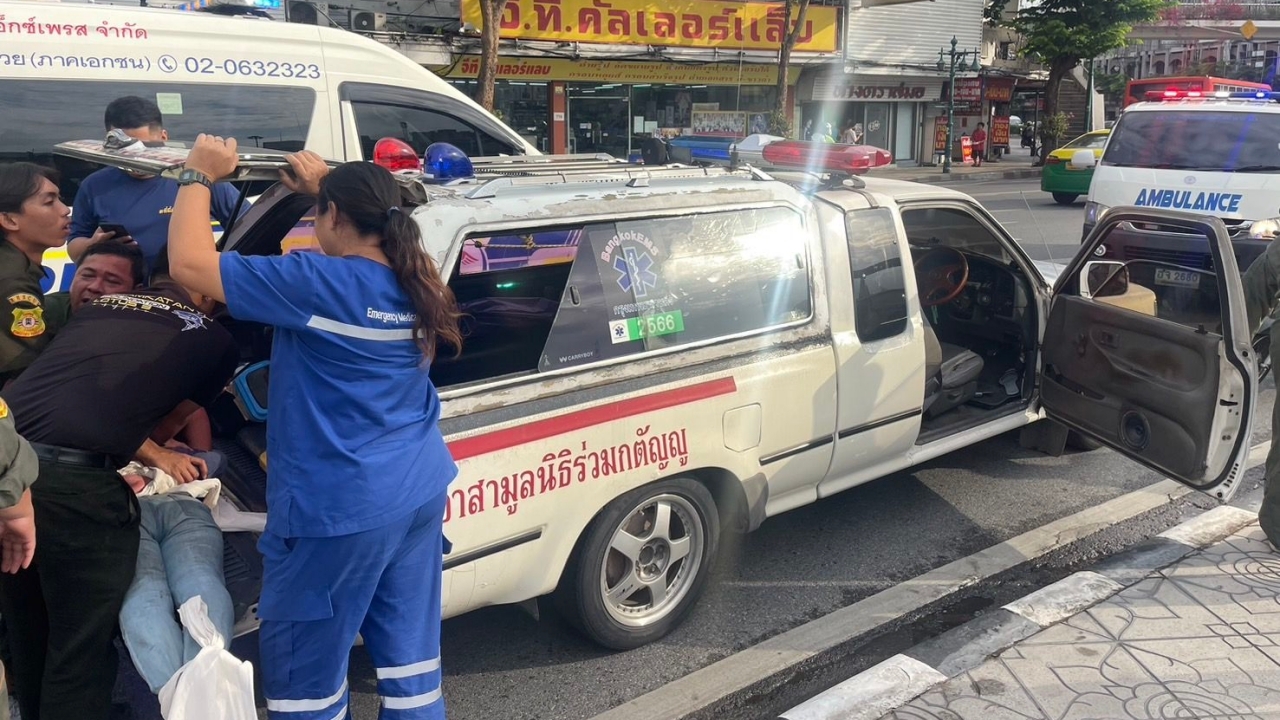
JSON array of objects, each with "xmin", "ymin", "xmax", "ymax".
[{"xmin": 157, "ymin": 596, "xmax": 257, "ymax": 720}]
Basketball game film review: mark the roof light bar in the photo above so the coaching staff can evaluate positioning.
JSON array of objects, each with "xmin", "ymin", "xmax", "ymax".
[{"xmin": 759, "ymin": 141, "xmax": 892, "ymax": 175}]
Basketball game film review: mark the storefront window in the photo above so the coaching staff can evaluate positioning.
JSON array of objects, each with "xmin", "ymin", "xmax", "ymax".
[{"xmin": 450, "ymin": 80, "xmax": 550, "ymax": 152}]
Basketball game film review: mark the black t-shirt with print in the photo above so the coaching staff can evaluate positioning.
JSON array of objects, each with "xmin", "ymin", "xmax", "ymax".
[{"xmin": 2, "ymin": 283, "xmax": 239, "ymax": 466}]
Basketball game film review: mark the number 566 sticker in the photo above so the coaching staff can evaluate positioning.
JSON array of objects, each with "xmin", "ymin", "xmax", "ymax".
[{"xmin": 609, "ymin": 311, "xmax": 685, "ymax": 344}]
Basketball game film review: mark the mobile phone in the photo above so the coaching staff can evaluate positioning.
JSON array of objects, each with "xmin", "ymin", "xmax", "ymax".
[{"xmin": 98, "ymin": 223, "xmax": 131, "ymax": 238}]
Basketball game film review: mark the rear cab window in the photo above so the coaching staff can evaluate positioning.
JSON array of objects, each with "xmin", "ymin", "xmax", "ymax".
[{"xmin": 429, "ymin": 206, "xmax": 814, "ymax": 389}]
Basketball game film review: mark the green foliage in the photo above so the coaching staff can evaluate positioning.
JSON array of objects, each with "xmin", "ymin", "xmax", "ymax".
[
  {"xmin": 985, "ymin": 0, "xmax": 1170, "ymax": 71},
  {"xmin": 1094, "ymin": 71, "xmax": 1130, "ymax": 102},
  {"xmin": 766, "ymin": 109, "xmax": 793, "ymax": 137},
  {"xmin": 1038, "ymin": 112, "xmax": 1069, "ymax": 144}
]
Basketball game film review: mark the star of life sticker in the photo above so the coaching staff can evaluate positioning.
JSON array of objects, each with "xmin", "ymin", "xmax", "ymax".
[{"xmin": 613, "ymin": 246, "xmax": 658, "ymax": 298}]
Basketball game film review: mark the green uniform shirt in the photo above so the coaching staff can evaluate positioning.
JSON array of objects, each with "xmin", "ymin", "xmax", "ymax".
[
  {"xmin": 0, "ymin": 397, "xmax": 37, "ymax": 509},
  {"xmin": 0, "ymin": 241, "xmax": 66, "ymax": 386}
]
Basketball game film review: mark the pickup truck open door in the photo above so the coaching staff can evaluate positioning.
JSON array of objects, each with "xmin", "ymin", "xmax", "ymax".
[{"xmin": 1040, "ymin": 209, "xmax": 1258, "ymax": 502}]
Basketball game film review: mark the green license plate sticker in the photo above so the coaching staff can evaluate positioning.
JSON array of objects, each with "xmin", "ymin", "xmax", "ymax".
[{"xmin": 609, "ymin": 311, "xmax": 685, "ymax": 344}]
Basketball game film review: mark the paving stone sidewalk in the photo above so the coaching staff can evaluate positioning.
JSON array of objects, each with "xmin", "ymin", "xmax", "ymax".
[{"xmin": 883, "ymin": 522, "xmax": 1280, "ymax": 720}]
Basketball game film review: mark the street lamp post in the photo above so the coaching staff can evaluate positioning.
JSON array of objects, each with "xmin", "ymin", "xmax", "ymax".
[{"xmin": 937, "ymin": 36, "xmax": 982, "ymax": 174}]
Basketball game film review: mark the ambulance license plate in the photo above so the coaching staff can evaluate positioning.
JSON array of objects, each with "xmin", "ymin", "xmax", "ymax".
[{"xmin": 1154, "ymin": 267, "xmax": 1200, "ymax": 288}]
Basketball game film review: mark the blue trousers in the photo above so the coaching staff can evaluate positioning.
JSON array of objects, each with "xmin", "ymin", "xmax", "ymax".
[
  {"xmin": 258, "ymin": 493, "xmax": 447, "ymax": 720},
  {"xmin": 120, "ymin": 495, "xmax": 235, "ymax": 694}
]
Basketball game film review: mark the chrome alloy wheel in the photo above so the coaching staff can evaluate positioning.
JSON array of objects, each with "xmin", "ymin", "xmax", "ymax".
[{"xmin": 599, "ymin": 493, "xmax": 705, "ymax": 627}]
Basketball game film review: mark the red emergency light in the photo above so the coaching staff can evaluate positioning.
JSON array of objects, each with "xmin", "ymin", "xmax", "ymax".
[
  {"xmin": 760, "ymin": 141, "xmax": 893, "ymax": 175},
  {"xmin": 373, "ymin": 137, "xmax": 421, "ymax": 173},
  {"xmin": 1143, "ymin": 89, "xmax": 1231, "ymax": 102}
]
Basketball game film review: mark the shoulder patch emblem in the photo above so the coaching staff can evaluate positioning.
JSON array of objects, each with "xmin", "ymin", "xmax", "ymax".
[
  {"xmin": 11, "ymin": 307, "xmax": 45, "ymax": 338},
  {"xmin": 7, "ymin": 293, "xmax": 40, "ymax": 308},
  {"xmin": 0, "ymin": 398, "xmax": 8, "ymax": 419}
]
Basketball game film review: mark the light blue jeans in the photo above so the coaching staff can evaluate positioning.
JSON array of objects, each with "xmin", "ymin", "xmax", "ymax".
[{"xmin": 119, "ymin": 494, "xmax": 234, "ymax": 694}]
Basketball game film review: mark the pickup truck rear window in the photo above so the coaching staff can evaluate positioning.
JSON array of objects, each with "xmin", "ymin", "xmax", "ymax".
[
  {"xmin": 430, "ymin": 206, "xmax": 812, "ymax": 388},
  {"xmin": 0, "ymin": 79, "xmax": 315, "ymax": 205}
]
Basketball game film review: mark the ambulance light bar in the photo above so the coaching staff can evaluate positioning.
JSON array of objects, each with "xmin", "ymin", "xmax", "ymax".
[{"xmin": 759, "ymin": 141, "xmax": 893, "ymax": 175}]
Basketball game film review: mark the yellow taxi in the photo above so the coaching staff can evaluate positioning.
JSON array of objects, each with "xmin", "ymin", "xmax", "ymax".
[{"xmin": 1041, "ymin": 129, "xmax": 1110, "ymax": 205}]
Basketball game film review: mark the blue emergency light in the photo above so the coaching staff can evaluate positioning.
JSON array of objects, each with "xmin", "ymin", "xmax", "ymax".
[
  {"xmin": 667, "ymin": 135, "xmax": 736, "ymax": 163},
  {"xmin": 1229, "ymin": 90, "xmax": 1280, "ymax": 101},
  {"xmin": 422, "ymin": 143, "xmax": 475, "ymax": 182}
]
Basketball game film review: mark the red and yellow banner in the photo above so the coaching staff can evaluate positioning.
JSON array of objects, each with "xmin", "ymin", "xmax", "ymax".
[{"xmin": 461, "ymin": 0, "xmax": 840, "ymax": 53}]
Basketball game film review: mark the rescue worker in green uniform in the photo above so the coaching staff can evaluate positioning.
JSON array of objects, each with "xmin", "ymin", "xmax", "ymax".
[
  {"xmin": 0, "ymin": 395, "xmax": 41, "ymax": 720},
  {"xmin": 0, "ymin": 163, "xmax": 85, "ymax": 386},
  {"xmin": 1242, "ymin": 239, "xmax": 1280, "ymax": 548}
]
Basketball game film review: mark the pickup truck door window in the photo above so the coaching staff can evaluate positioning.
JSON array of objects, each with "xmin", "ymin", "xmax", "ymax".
[{"xmin": 1041, "ymin": 210, "xmax": 1257, "ymax": 501}]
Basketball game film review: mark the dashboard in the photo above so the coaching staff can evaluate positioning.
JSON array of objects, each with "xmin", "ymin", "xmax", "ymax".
[{"xmin": 949, "ymin": 255, "xmax": 1018, "ymax": 322}]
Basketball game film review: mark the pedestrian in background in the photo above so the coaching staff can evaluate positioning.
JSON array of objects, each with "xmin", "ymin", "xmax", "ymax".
[
  {"xmin": 65, "ymin": 96, "xmax": 244, "ymax": 273},
  {"xmin": 168, "ymin": 135, "xmax": 461, "ymax": 720},
  {"xmin": 972, "ymin": 122, "xmax": 988, "ymax": 167}
]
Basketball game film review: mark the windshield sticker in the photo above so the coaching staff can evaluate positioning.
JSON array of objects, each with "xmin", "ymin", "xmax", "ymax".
[
  {"xmin": 609, "ymin": 311, "xmax": 685, "ymax": 344},
  {"xmin": 595, "ymin": 227, "xmax": 677, "ymax": 319},
  {"xmin": 1134, "ymin": 189, "xmax": 1243, "ymax": 213}
]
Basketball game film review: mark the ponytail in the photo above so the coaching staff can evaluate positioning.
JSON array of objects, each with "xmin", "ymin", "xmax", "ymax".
[
  {"xmin": 382, "ymin": 208, "xmax": 463, "ymax": 361},
  {"xmin": 317, "ymin": 162, "xmax": 462, "ymax": 361}
]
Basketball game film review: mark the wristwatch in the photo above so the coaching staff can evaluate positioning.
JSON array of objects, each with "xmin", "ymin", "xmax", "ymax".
[{"xmin": 177, "ymin": 168, "xmax": 213, "ymax": 189}]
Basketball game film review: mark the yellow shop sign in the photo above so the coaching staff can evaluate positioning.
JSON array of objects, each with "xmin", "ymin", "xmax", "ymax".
[
  {"xmin": 439, "ymin": 56, "xmax": 801, "ymax": 85},
  {"xmin": 460, "ymin": 0, "xmax": 840, "ymax": 53}
]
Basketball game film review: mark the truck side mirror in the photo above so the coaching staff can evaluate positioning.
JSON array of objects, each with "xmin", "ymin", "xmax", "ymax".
[
  {"xmin": 1083, "ymin": 260, "xmax": 1128, "ymax": 298},
  {"xmin": 1070, "ymin": 149, "xmax": 1096, "ymax": 169}
]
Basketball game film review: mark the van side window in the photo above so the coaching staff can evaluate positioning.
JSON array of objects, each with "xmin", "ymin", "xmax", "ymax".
[
  {"xmin": 0, "ymin": 80, "xmax": 315, "ymax": 204},
  {"xmin": 846, "ymin": 208, "xmax": 909, "ymax": 342},
  {"xmin": 428, "ymin": 207, "xmax": 812, "ymax": 389},
  {"xmin": 351, "ymin": 102, "xmax": 512, "ymax": 159}
]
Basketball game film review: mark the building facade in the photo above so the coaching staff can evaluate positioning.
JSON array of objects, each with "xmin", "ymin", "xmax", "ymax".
[{"xmin": 813, "ymin": 0, "xmax": 986, "ymax": 164}]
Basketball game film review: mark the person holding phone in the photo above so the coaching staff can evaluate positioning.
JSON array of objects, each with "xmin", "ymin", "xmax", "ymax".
[{"xmin": 66, "ymin": 96, "xmax": 244, "ymax": 273}]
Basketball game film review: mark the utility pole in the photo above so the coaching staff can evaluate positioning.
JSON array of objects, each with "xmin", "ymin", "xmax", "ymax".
[
  {"xmin": 1085, "ymin": 58, "xmax": 1095, "ymax": 132},
  {"xmin": 937, "ymin": 36, "xmax": 982, "ymax": 174}
]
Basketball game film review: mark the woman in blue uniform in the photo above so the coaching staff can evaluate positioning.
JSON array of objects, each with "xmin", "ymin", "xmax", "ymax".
[{"xmin": 167, "ymin": 135, "xmax": 462, "ymax": 720}]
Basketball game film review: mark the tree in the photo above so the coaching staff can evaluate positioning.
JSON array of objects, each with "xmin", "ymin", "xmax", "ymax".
[
  {"xmin": 476, "ymin": 0, "xmax": 504, "ymax": 112},
  {"xmin": 771, "ymin": 0, "xmax": 811, "ymax": 137},
  {"xmin": 985, "ymin": 0, "xmax": 1168, "ymax": 161}
]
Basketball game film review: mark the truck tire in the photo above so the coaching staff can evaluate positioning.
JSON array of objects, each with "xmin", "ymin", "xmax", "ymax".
[
  {"xmin": 1052, "ymin": 193, "xmax": 1078, "ymax": 206},
  {"xmin": 554, "ymin": 477, "xmax": 719, "ymax": 650}
]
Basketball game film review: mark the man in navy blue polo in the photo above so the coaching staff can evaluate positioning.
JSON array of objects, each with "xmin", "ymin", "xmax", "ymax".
[{"xmin": 67, "ymin": 96, "xmax": 243, "ymax": 272}]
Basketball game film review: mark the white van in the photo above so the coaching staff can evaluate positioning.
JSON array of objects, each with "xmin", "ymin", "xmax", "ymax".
[
  {"xmin": 1081, "ymin": 91, "xmax": 1280, "ymax": 273},
  {"xmin": 0, "ymin": 0, "xmax": 535, "ymax": 290}
]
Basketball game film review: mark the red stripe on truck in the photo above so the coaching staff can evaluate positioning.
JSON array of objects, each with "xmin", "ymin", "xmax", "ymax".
[{"xmin": 446, "ymin": 377, "xmax": 738, "ymax": 461}]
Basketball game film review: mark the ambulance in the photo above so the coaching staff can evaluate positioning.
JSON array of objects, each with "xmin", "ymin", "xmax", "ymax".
[
  {"xmin": 0, "ymin": 0, "xmax": 535, "ymax": 291},
  {"xmin": 54, "ymin": 137, "xmax": 1259, "ymax": 652},
  {"xmin": 1078, "ymin": 89, "xmax": 1280, "ymax": 274}
]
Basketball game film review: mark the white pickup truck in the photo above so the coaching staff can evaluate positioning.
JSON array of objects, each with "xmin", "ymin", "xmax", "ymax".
[{"xmin": 56, "ymin": 138, "xmax": 1259, "ymax": 651}]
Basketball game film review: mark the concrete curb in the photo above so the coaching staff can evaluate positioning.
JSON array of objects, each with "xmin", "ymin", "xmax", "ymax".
[
  {"xmin": 777, "ymin": 504, "xmax": 1260, "ymax": 720},
  {"xmin": 866, "ymin": 168, "xmax": 1042, "ymax": 184}
]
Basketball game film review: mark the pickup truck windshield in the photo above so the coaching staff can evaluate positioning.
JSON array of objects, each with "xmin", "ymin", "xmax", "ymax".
[{"xmin": 1102, "ymin": 109, "xmax": 1280, "ymax": 172}]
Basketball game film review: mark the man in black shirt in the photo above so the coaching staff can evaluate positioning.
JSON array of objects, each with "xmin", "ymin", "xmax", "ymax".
[{"xmin": 0, "ymin": 280, "xmax": 238, "ymax": 720}]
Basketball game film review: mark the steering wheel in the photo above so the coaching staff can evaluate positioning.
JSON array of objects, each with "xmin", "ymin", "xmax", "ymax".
[{"xmin": 914, "ymin": 247, "xmax": 970, "ymax": 307}]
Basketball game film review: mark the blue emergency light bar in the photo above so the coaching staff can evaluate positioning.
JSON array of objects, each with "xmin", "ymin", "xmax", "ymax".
[
  {"xmin": 667, "ymin": 135, "xmax": 736, "ymax": 163},
  {"xmin": 1229, "ymin": 90, "xmax": 1280, "ymax": 100}
]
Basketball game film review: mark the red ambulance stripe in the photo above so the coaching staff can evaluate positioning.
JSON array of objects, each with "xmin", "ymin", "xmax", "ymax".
[{"xmin": 446, "ymin": 377, "xmax": 738, "ymax": 461}]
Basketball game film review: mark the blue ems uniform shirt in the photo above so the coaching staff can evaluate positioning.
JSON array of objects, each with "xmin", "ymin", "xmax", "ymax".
[
  {"xmin": 70, "ymin": 167, "xmax": 243, "ymax": 269},
  {"xmin": 219, "ymin": 251, "xmax": 458, "ymax": 538}
]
